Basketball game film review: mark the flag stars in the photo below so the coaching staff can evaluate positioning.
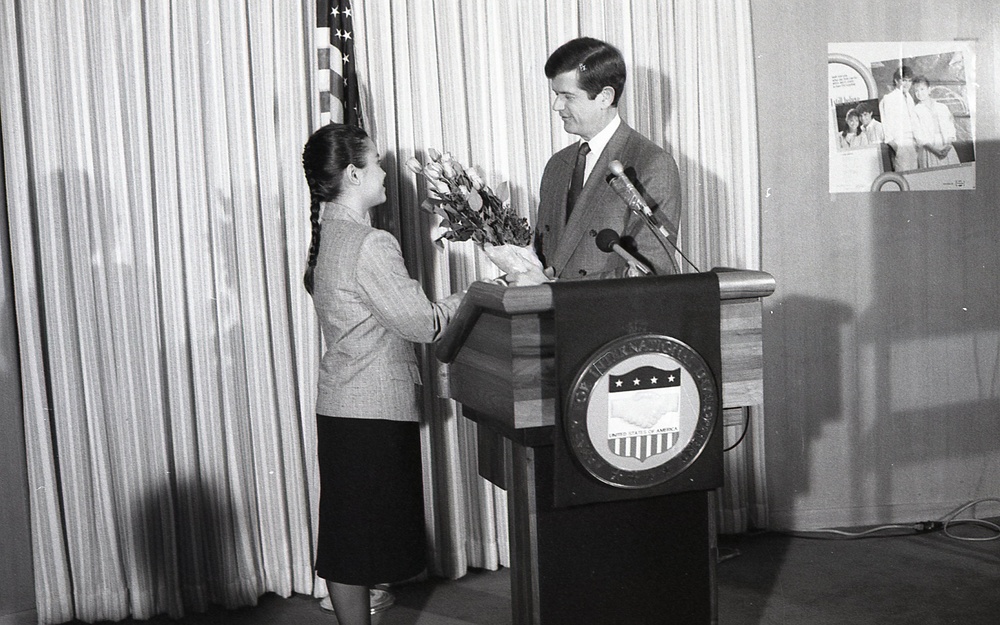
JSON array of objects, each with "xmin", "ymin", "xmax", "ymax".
[
  {"xmin": 650, "ymin": 377, "xmax": 658, "ymax": 384},
  {"xmin": 667, "ymin": 374, "xmax": 676, "ymax": 383},
  {"xmin": 632, "ymin": 378, "xmax": 641, "ymax": 386},
  {"xmin": 332, "ymin": 3, "xmax": 353, "ymax": 20},
  {"xmin": 615, "ymin": 380, "xmax": 623, "ymax": 388}
]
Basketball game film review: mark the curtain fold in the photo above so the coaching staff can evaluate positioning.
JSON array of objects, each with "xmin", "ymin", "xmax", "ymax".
[
  {"xmin": 1, "ymin": 2, "xmax": 319, "ymax": 623},
  {"xmin": 352, "ymin": 0, "xmax": 766, "ymax": 560}
]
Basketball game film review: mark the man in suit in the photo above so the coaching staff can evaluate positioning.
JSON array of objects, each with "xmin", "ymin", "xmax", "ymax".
[
  {"xmin": 878, "ymin": 65, "xmax": 919, "ymax": 172},
  {"xmin": 533, "ymin": 37, "xmax": 682, "ymax": 280}
]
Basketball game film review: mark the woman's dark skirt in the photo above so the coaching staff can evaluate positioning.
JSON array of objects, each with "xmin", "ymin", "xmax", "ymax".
[{"xmin": 314, "ymin": 414, "xmax": 426, "ymax": 586}]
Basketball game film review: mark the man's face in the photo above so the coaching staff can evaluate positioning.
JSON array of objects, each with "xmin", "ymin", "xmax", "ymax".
[
  {"xmin": 549, "ymin": 70, "xmax": 608, "ymax": 140},
  {"xmin": 896, "ymin": 77, "xmax": 913, "ymax": 93},
  {"xmin": 912, "ymin": 83, "xmax": 930, "ymax": 103},
  {"xmin": 860, "ymin": 111, "xmax": 873, "ymax": 125}
]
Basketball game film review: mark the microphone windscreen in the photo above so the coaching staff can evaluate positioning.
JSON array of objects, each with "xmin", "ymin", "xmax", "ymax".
[
  {"xmin": 595, "ymin": 228, "xmax": 620, "ymax": 252},
  {"xmin": 608, "ymin": 160, "xmax": 626, "ymax": 177}
]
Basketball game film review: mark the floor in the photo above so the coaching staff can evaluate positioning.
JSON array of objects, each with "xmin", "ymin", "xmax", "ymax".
[{"xmin": 73, "ymin": 526, "xmax": 1000, "ymax": 625}]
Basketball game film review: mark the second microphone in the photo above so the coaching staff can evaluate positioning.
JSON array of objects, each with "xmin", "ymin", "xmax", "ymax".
[{"xmin": 595, "ymin": 229, "xmax": 652, "ymax": 275}]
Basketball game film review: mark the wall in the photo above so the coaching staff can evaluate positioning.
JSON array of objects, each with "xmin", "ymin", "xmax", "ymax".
[
  {"xmin": 753, "ymin": 0, "xmax": 1000, "ymax": 528},
  {"xmin": 0, "ymin": 137, "xmax": 35, "ymax": 618}
]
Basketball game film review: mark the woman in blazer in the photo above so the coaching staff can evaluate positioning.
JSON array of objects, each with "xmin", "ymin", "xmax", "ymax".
[{"xmin": 302, "ymin": 123, "xmax": 464, "ymax": 625}]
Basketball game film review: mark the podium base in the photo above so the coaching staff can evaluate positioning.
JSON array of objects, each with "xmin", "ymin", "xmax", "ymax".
[{"xmin": 507, "ymin": 441, "xmax": 716, "ymax": 625}]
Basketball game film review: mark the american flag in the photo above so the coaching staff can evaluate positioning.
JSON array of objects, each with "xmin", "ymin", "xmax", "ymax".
[{"xmin": 316, "ymin": 0, "xmax": 363, "ymax": 127}]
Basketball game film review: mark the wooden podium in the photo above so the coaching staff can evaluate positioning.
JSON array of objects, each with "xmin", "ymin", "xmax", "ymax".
[{"xmin": 436, "ymin": 270, "xmax": 775, "ymax": 625}]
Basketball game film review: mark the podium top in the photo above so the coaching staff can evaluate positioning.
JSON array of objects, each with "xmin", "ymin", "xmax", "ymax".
[{"xmin": 436, "ymin": 268, "xmax": 775, "ymax": 363}]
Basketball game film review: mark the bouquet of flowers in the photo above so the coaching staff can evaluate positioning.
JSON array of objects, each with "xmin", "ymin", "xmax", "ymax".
[
  {"xmin": 406, "ymin": 149, "xmax": 546, "ymax": 280},
  {"xmin": 406, "ymin": 149, "xmax": 531, "ymax": 246}
]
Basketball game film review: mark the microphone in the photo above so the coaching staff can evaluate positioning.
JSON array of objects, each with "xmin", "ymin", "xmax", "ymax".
[
  {"xmin": 595, "ymin": 229, "xmax": 652, "ymax": 275},
  {"xmin": 608, "ymin": 160, "xmax": 655, "ymax": 220},
  {"xmin": 606, "ymin": 160, "xmax": 700, "ymax": 273}
]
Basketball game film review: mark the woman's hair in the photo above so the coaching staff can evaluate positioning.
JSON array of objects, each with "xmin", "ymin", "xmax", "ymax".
[
  {"xmin": 300, "ymin": 123, "xmax": 370, "ymax": 294},
  {"xmin": 911, "ymin": 76, "xmax": 931, "ymax": 89},
  {"xmin": 842, "ymin": 108, "xmax": 862, "ymax": 137},
  {"xmin": 544, "ymin": 37, "xmax": 626, "ymax": 106}
]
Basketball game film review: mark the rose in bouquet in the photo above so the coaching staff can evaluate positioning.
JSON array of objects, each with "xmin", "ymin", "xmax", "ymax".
[{"xmin": 406, "ymin": 149, "xmax": 548, "ymax": 281}]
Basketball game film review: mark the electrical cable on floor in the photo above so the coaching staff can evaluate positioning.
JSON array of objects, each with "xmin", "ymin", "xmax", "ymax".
[
  {"xmin": 777, "ymin": 497, "xmax": 1000, "ymax": 542},
  {"xmin": 939, "ymin": 497, "xmax": 1000, "ymax": 542},
  {"xmin": 781, "ymin": 523, "xmax": 941, "ymax": 540}
]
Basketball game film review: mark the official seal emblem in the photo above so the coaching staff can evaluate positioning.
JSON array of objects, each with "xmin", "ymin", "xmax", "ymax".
[{"xmin": 564, "ymin": 333, "xmax": 718, "ymax": 489}]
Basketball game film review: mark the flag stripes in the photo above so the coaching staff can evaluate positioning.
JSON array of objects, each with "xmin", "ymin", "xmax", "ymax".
[
  {"xmin": 611, "ymin": 432, "xmax": 680, "ymax": 461},
  {"xmin": 316, "ymin": 0, "xmax": 362, "ymax": 126}
]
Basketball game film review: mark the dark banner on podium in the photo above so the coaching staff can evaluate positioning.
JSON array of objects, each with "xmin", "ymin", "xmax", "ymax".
[{"xmin": 551, "ymin": 273, "xmax": 723, "ymax": 508}]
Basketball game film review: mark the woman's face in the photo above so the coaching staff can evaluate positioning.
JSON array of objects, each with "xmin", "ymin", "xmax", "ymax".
[
  {"xmin": 846, "ymin": 115, "xmax": 860, "ymax": 131},
  {"xmin": 357, "ymin": 139, "xmax": 387, "ymax": 207},
  {"xmin": 912, "ymin": 83, "xmax": 931, "ymax": 103}
]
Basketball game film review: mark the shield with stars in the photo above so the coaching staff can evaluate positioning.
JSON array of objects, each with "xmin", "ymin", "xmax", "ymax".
[
  {"xmin": 563, "ymin": 333, "xmax": 718, "ymax": 490},
  {"xmin": 607, "ymin": 366, "xmax": 681, "ymax": 461}
]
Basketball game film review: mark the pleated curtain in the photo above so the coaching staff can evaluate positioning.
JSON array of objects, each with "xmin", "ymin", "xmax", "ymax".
[
  {"xmin": 1, "ymin": 2, "xmax": 320, "ymax": 623},
  {"xmin": 352, "ymin": 0, "xmax": 767, "ymax": 537}
]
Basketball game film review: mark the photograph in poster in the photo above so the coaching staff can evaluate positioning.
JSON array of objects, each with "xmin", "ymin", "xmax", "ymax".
[{"xmin": 828, "ymin": 41, "xmax": 975, "ymax": 193}]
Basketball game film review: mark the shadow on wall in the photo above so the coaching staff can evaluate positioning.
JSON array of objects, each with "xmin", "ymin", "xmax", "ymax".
[
  {"xmin": 765, "ymin": 296, "xmax": 855, "ymax": 501},
  {"xmin": 856, "ymin": 137, "xmax": 1000, "ymax": 519}
]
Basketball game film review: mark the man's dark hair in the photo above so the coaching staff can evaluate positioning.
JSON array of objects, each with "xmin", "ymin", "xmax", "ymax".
[
  {"xmin": 544, "ymin": 37, "xmax": 626, "ymax": 106},
  {"xmin": 892, "ymin": 65, "xmax": 914, "ymax": 84}
]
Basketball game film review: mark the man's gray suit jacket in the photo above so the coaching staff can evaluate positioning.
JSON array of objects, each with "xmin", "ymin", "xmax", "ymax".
[{"xmin": 534, "ymin": 121, "xmax": 682, "ymax": 279}]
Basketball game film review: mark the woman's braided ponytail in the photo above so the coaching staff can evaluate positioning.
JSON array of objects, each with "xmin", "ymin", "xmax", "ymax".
[{"xmin": 300, "ymin": 123, "xmax": 370, "ymax": 294}]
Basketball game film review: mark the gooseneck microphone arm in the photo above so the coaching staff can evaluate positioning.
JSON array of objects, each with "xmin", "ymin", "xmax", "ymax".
[{"xmin": 607, "ymin": 160, "xmax": 700, "ymax": 273}]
